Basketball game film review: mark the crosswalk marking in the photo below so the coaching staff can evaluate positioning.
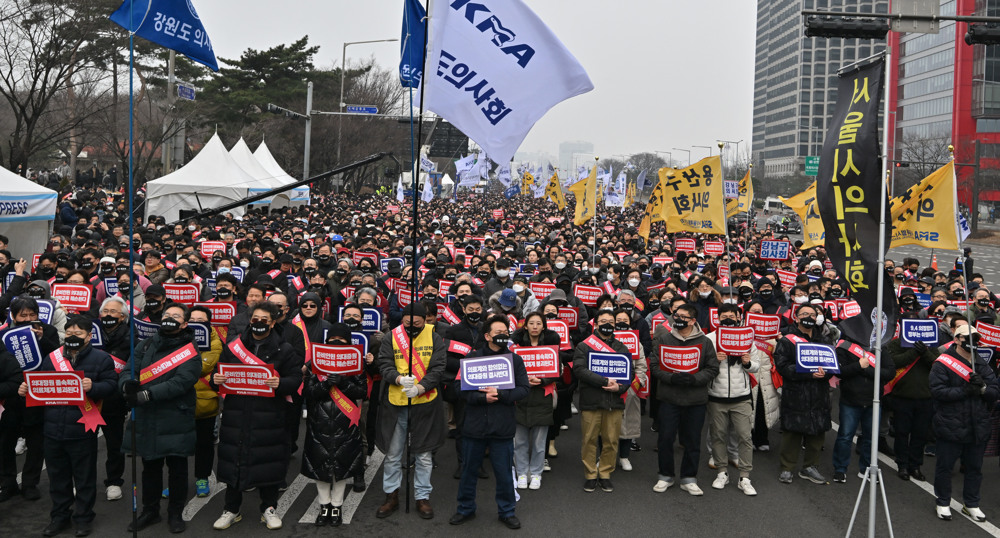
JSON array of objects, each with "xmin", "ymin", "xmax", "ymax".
[
  {"xmin": 181, "ymin": 474, "xmax": 224, "ymax": 521},
  {"xmin": 297, "ymin": 449, "xmax": 385, "ymax": 525},
  {"xmin": 274, "ymin": 474, "xmax": 310, "ymax": 519}
]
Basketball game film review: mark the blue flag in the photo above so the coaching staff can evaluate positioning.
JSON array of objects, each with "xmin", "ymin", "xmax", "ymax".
[
  {"xmin": 503, "ymin": 186, "xmax": 520, "ymax": 199},
  {"xmin": 399, "ymin": 0, "xmax": 426, "ymax": 87},
  {"xmin": 109, "ymin": 0, "xmax": 219, "ymax": 71}
]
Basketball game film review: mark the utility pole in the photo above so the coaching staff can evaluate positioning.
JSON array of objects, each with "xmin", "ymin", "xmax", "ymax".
[
  {"xmin": 304, "ymin": 81, "xmax": 313, "ymax": 181},
  {"xmin": 973, "ymin": 139, "xmax": 982, "ymax": 233},
  {"xmin": 162, "ymin": 50, "xmax": 176, "ymax": 174}
]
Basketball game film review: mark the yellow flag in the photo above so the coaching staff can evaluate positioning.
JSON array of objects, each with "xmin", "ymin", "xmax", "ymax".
[
  {"xmin": 638, "ymin": 176, "xmax": 667, "ymax": 240},
  {"xmin": 624, "ymin": 182, "xmax": 635, "ymax": 209},
  {"xmin": 660, "ymin": 156, "xmax": 726, "ymax": 234},
  {"xmin": 545, "ymin": 171, "xmax": 566, "ymax": 210},
  {"xmin": 889, "ymin": 161, "xmax": 960, "ymax": 249},
  {"xmin": 569, "ymin": 166, "xmax": 597, "ymax": 226},
  {"xmin": 779, "ymin": 182, "xmax": 825, "ymax": 248},
  {"xmin": 726, "ymin": 170, "xmax": 754, "ymax": 217},
  {"xmin": 521, "ymin": 171, "xmax": 534, "ymax": 192}
]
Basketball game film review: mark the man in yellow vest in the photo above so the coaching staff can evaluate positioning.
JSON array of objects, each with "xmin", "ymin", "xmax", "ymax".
[{"xmin": 374, "ymin": 302, "xmax": 447, "ymax": 520}]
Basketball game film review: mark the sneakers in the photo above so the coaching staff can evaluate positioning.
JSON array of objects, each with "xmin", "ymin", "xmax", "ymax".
[
  {"xmin": 14, "ymin": 437, "xmax": 26, "ymax": 455},
  {"xmin": 516, "ymin": 474, "xmax": 528, "ymax": 489},
  {"xmin": 213, "ymin": 511, "xmax": 242, "ymax": 530},
  {"xmin": 543, "ymin": 459, "xmax": 551, "ymax": 472},
  {"xmin": 756, "ymin": 444, "xmax": 770, "ymax": 452},
  {"xmin": 560, "ymin": 424, "xmax": 569, "ymax": 430},
  {"xmin": 778, "ymin": 471, "xmax": 793, "ymax": 484},
  {"xmin": 712, "ymin": 471, "xmax": 729, "ymax": 490},
  {"xmin": 528, "ymin": 475, "xmax": 541, "ymax": 490},
  {"xmin": 679, "ymin": 482, "xmax": 704, "ymax": 496},
  {"xmin": 653, "ymin": 478, "xmax": 674, "ymax": 493},
  {"xmin": 798, "ymin": 466, "xmax": 827, "ymax": 484},
  {"xmin": 963, "ymin": 505, "xmax": 987, "ymax": 522},
  {"xmin": 708, "ymin": 456, "xmax": 718, "ymax": 469},
  {"xmin": 195, "ymin": 479, "xmax": 210, "ymax": 497},
  {"xmin": 619, "ymin": 458, "xmax": 632, "ymax": 471},
  {"xmin": 833, "ymin": 472, "xmax": 847, "ymax": 483},
  {"xmin": 571, "ymin": 403, "xmax": 579, "ymax": 414},
  {"xmin": 937, "ymin": 505, "xmax": 952, "ymax": 521},
  {"xmin": 598, "ymin": 478, "xmax": 613, "ymax": 492},
  {"xmin": 106, "ymin": 485, "xmax": 122, "ymax": 501},
  {"xmin": 261, "ymin": 507, "xmax": 282, "ymax": 530},
  {"xmin": 583, "ymin": 479, "xmax": 598, "ymax": 492},
  {"xmin": 737, "ymin": 477, "xmax": 757, "ymax": 496}
]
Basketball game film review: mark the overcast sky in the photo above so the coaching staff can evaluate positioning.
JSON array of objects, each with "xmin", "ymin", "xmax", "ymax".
[{"xmin": 195, "ymin": 0, "xmax": 758, "ymax": 163}]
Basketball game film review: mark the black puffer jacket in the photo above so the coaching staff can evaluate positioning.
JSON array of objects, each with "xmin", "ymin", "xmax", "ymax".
[
  {"xmin": 214, "ymin": 329, "xmax": 302, "ymax": 489},
  {"xmin": 300, "ymin": 370, "xmax": 366, "ymax": 483},
  {"xmin": 929, "ymin": 348, "xmax": 999, "ymax": 444},
  {"xmin": 511, "ymin": 328, "xmax": 559, "ymax": 427},
  {"xmin": 42, "ymin": 344, "xmax": 117, "ymax": 440},
  {"xmin": 774, "ymin": 326, "xmax": 833, "ymax": 435}
]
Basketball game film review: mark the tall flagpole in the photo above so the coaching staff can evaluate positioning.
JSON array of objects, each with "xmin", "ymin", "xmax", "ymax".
[
  {"xmin": 592, "ymin": 156, "xmax": 599, "ymax": 270},
  {"xmin": 718, "ymin": 142, "xmax": 734, "ymax": 300},
  {"xmin": 126, "ymin": 4, "xmax": 138, "ymax": 536}
]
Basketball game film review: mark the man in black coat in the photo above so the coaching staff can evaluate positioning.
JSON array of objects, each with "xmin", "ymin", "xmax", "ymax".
[
  {"xmin": 443, "ymin": 295, "xmax": 486, "ymax": 478},
  {"xmin": 449, "ymin": 314, "xmax": 529, "ymax": 530},
  {"xmin": 96, "ymin": 296, "xmax": 130, "ymax": 501}
]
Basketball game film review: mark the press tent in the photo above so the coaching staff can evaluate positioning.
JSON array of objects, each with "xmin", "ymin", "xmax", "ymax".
[
  {"xmin": 145, "ymin": 133, "xmax": 265, "ymax": 223},
  {"xmin": 0, "ymin": 167, "xmax": 58, "ymax": 259},
  {"xmin": 252, "ymin": 140, "xmax": 310, "ymax": 206}
]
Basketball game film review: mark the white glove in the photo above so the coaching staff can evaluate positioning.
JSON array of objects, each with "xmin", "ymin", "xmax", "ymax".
[
  {"xmin": 397, "ymin": 375, "xmax": 416, "ymax": 389},
  {"xmin": 403, "ymin": 384, "xmax": 425, "ymax": 398}
]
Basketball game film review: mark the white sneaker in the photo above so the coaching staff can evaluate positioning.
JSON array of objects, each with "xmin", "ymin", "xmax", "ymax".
[
  {"xmin": 653, "ymin": 479, "xmax": 674, "ymax": 493},
  {"xmin": 738, "ymin": 477, "xmax": 757, "ymax": 496},
  {"xmin": 301, "ymin": 409, "xmax": 307, "ymax": 419},
  {"xmin": 712, "ymin": 471, "xmax": 729, "ymax": 490},
  {"xmin": 14, "ymin": 437, "xmax": 26, "ymax": 455},
  {"xmin": 964, "ymin": 505, "xmax": 987, "ymax": 522},
  {"xmin": 560, "ymin": 424, "xmax": 569, "ymax": 430},
  {"xmin": 571, "ymin": 403, "xmax": 579, "ymax": 415},
  {"xmin": 936, "ymin": 505, "xmax": 952, "ymax": 521},
  {"xmin": 619, "ymin": 458, "xmax": 632, "ymax": 471},
  {"xmin": 708, "ymin": 456, "xmax": 718, "ymax": 469},
  {"xmin": 528, "ymin": 475, "xmax": 541, "ymax": 490},
  {"xmin": 261, "ymin": 506, "xmax": 282, "ymax": 530},
  {"xmin": 679, "ymin": 482, "xmax": 704, "ymax": 496},
  {"xmin": 213, "ymin": 511, "xmax": 242, "ymax": 530},
  {"xmin": 516, "ymin": 474, "xmax": 528, "ymax": 489},
  {"xmin": 106, "ymin": 485, "xmax": 122, "ymax": 501},
  {"xmin": 543, "ymin": 459, "xmax": 551, "ymax": 472}
]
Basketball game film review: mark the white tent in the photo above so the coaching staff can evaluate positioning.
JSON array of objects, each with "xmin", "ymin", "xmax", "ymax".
[
  {"xmin": 229, "ymin": 138, "xmax": 289, "ymax": 208},
  {"xmin": 0, "ymin": 167, "xmax": 58, "ymax": 259},
  {"xmin": 253, "ymin": 140, "xmax": 310, "ymax": 206},
  {"xmin": 400, "ymin": 172, "xmax": 453, "ymax": 199},
  {"xmin": 146, "ymin": 133, "xmax": 271, "ymax": 223}
]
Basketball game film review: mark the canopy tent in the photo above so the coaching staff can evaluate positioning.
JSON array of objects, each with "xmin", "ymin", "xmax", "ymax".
[
  {"xmin": 400, "ymin": 172, "xmax": 454, "ymax": 199},
  {"xmin": 0, "ymin": 167, "xmax": 58, "ymax": 260},
  {"xmin": 252, "ymin": 140, "xmax": 310, "ymax": 206},
  {"xmin": 146, "ymin": 133, "xmax": 272, "ymax": 223}
]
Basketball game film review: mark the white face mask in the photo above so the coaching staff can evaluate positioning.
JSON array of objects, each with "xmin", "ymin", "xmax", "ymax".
[
  {"xmin": 699, "ymin": 290, "xmax": 711, "ymax": 298},
  {"xmin": 240, "ymin": 260, "xmax": 250, "ymax": 268},
  {"xmin": 512, "ymin": 284, "xmax": 525, "ymax": 293},
  {"xmin": 794, "ymin": 296, "xmax": 808, "ymax": 304},
  {"xmin": 816, "ymin": 314, "xmax": 825, "ymax": 325},
  {"xmin": 188, "ymin": 225, "xmax": 196, "ymax": 231},
  {"xmin": 555, "ymin": 262, "xmax": 566, "ymax": 270},
  {"xmin": 495, "ymin": 269, "xmax": 509, "ymax": 279},
  {"xmin": 628, "ymin": 278, "xmax": 640, "ymax": 288},
  {"xmin": 723, "ymin": 298, "xmax": 738, "ymax": 305}
]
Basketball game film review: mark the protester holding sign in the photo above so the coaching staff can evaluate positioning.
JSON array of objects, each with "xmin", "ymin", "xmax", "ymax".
[
  {"xmin": 615, "ymin": 309, "xmax": 647, "ymax": 472},
  {"xmin": 745, "ymin": 301, "xmax": 782, "ymax": 452},
  {"xmin": 510, "ymin": 312, "xmax": 560, "ymax": 489},
  {"xmin": 302, "ymin": 323, "xmax": 366, "ymax": 528},
  {"xmin": 188, "ymin": 306, "xmax": 222, "ymax": 498},
  {"xmin": 773, "ymin": 303, "xmax": 834, "ymax": 485},
  {"xmin": 886, "ymin": 322, "xmax": 940, "ymax": 483},
  {"xmin": 18, "ymin": 315, "xmax": 116, "ymax": 537},
  {"xmin": 96, "ymin": 296, "xmax": 130, "ymax": 501},
  {"xmin": 119, "ymin": 303, "xmax": 201, "ymax": 534},
  {"xmin": 928, "ymin": 325, "xmax": 999, "ymax": 522},
  {"xmin": 650, "ymin": 303, "xmax": 720, "ymax": 496},
  {"xmin": 25, "ymin": 280, "xmax": 67, "ymax": 342},
  {"xmin": 211, "ymin": 302, "xmax": 302, "ymax": 531}
]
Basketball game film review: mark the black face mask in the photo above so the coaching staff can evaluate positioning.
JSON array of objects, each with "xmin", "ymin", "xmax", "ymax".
[
  {"xmin": 38, "ymin": 267, "xmax": 54, "ymax": 278},
  {"xmin": 720, "ymin": 318, "xmax": 739, "ymax": 327},
  {"xmin": 893, "ymin": 274, "xmax": 904, "ymax": 280},
  {"xmin": 335, "ymin": 268, "xmax": 347, "ymax": 278},
  {"xmin": 405, "ymin": 324, "xmax": 422, "ymax": 337},
  {"xmin": 101, "ymin": 315, "xmax": 120, "ymax": 329},
  {"xmin": 620, "ymin": 305, "xmax": 634, "ymax": 317},
  {"xmin": 660, "ymin": 303, "xmax": 672, "ymax": 314},
  {"xmin": 27, "ymin": 288, "xmax": 45, "ymax": 299},
  {"xmin": 799, "ymin": 317, "xmax": 817, "ymax": 329},
  {"xmin": 63, "ymin": 335, "xmax": 85, "ymax": 350},
  {"xmin": 250, "ymin": 321, "xmax": 270, "ymax": 336},
  {"xmin": 79, "ymin": 261, "xmax": 94, "ymax": 270},
  {"xmin": 597, "ymin": 323, "xmax": 615, "ymax": 336},
  {"xmin": 673, "ymin": 319, "xmax": 688, "ymax": 329},
  {"xmin": 477, "ymin": 272, "xmax": 490, "ymax": 280},
  {"xmin": 160, "ymin": 318, "xmax": 181, "ymax": 334},
  {"xmin": 545, "ymin": 312, "xmax": 558, "ymax": 320},
  {"xmin": 344, "ymin": 319, "xmax": 362, "ymax": 330},
  {"xmin": 303, "ymin": 267, "xmax": 318, "ymax": 277},
  {"xmin": 953, "ymin": 289, "xmax": 965, "ymax": 298},
  {"xmin": 828, "ymin": 288, "xmax": 843, "ymax": 298},
  {"xmin": 978, "ymin": 298, "xmax": 991, "ymax": 308},
  {"xmin": 614, "ymin": 322, "xmax": 630, "ymax": 331},
  {"xmin": 145, "ymin": 299, "xmax": 161, "ymax": 311},
  {"xmin": 492, "ymin": 334, "xmax": 510, "ymax": 347},
  {"xmin": 465, "ymin": 312, "xmax": 482, "ymax": 324},
  {"xmin": 758, "ymin": 289, "xmax": 773, "ymax": 300},
  {"xmin": 118, "ymin": 284, "xmax": 131, "ymax": 296},
  {"xmin": 424, "ymin": 293, "xmax": 437, "ymax": 302},
  {"xmin": 739, "ymin": 291, "xmax": 753, "ymax": 302},
  {"xmin": 216, "ymin": 288, "xmax": 233, "ymax": 299},
  {"xmin": 174, "ymin": 277, "xmax": 188, "ymax": 284},
  {"xmin": 317, "ymin": 254, "xmax": 331, "ymax": 264},
  {"xmin": 100, "ymin": 265, "xmax": 114, "ymax": 275}
]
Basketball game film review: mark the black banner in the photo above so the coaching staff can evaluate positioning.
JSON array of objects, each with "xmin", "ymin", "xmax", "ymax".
[{"xmin": 817, "ymin": 57, "xmax": 896, "ymax": 349}]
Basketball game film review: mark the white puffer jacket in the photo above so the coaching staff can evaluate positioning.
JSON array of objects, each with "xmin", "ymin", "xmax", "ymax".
[
  {"xmin": 750, "ymin": 336, "xmax": 781, "ymax": 428},
  {"xmin": 705, "ymin": 329, "xmax": 761, "ymax": 400}
]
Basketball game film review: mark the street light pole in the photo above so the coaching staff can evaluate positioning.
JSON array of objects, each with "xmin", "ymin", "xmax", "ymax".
[
  {"xmin": 338, "ymin": 38, "xmax": 399, "ymax": 165},
  {"xmin": 672, "ymin": 148, "xmax": 691, "ymax": 166},
  {"xmin": 655, "ymin": 150, "xmax": 672, "ymax": 167},
  {"xmin": 718, "ymin": 139, "xmax": 744, "ymax": 179},
  {"xmin": 304, "ymin": 81, "xmax": 312, "ymax": 181},
  {"xmin": 693, "ymin": 145, "xmax": 712, "ymax": 158}
]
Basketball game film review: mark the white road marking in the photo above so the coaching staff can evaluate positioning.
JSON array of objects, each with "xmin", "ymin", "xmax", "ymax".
[
  {"xmin": 297, "ymin": 448, "xmax": 385, "ymax": 525},
  {"xmin": 182, "ymin": 474, "xmax": 225, "ymax": 521},
  {"xmin": 274, "ymin": 474, "xmax": 310, "ymax": 519}
]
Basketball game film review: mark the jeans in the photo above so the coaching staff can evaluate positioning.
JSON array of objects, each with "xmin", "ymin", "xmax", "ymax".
[
  {"xmin": 224, "ymin": 485, "xmax": 279, "ymax": 514},
  {"xmin": 142, "ymin": 456, "xmax": 188, "ymax": 516},
  {"xmin": 657, "ymin": 401, "xmax": 707, "ymax": 482},
  {"xmin": 934, "ymin": 439, "xmax": 986, "ymax": 507},
  {"xmin": 382, "ymin": 407, "xmax": 433, "ymax": 500},
  {"xmin": 457, "ymin": 437, "xmax": 516, "ymax": 518},
  {"xmin": 45, "ymin": 436, "xmax": 97, "ymax": 525},
  {"xmin": 513, "ymin": 425, "xmax": 547, "ymax": 477},
  {"xmin": 892, "ymin": 397, "xmax": 933, "ymax": 471},
  {"xmin": 833, "ymin": 402, "xmax": 876, "ymax": 474}
]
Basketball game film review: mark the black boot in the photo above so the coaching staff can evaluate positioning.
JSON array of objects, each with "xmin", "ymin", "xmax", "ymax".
[{"xmin": 315, "ymin": 504, "xmax": 331, "ymax": 527}]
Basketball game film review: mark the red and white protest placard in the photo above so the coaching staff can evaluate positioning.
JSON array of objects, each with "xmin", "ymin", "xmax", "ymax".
[
  {"xmin": 437, "ymin": 279, "xmax": 455, "ymax": 297},
  {"xmin": 548, "ymin": 319, "xmax": 571, "ymax": 350},
  {"xmin": 397, "ymin": 287, "xmax": 418, "ymax": 308},
  {"xmin": 386, "ymin": 204, "xmax": 400, "ymax": 214},
  {"xmin": 311, "ymin": 344, "xmax": 364, "ymax": 376},
  {"xmin": 573, "ymin": 284, "xmax": 603, "ymax": 306},
  {"xmin": 717, "ymin": 264, "xmax": 730, "ymax": 285},
  {"xmin": 615, "ymin": 330, "xmax": 640, "ymax": 360},
  {"xmin": 675, "ymin": 238, "xmax": 696, "ymax": 252},
  {"xmin": 218, "ymin": 363, "xmax": 276, "ymax": 397},
  {"xmin": 824, "ymin": 301, "xmax": 840, "ymax": 321},
  {"xmin": 385, "ymin": 277, "xmax": 402, "ymax": 293},
  {"xmin": 775, "ymin": 270, "xmax": 797, "ymax": 289},
  {"xmin": 194, "ymin": 302, "xmax": 236, "ymax": 326},
  {"xmin": 716, "ymin": 326, "xmax": 755, "ymax": 355},
  {"xmin": 557, "ymin": 307, "xmax": 578, "ymax": 330},
  {"xmin": 948, "ymin": 300, "xmax": 971, "ymax": 310},
  {"xmin": 511, "ymin": 345, "xmax": 560, "ymax": 378},
  {"xmin": 659, "ymin": 345, "xmax": 703, "ymax": 373},
  {"xmin": 978, "ymin": 322, "xmax": 1000, "ymax": 347},
  {"xmin": 651, "ymin": 316, "xmax": 669, "ymax": 336},
  {"xmin": 24, "ymin": 371, "xmax": 84, "ymax": 406},
  {"xmin": 163, "ymin": 283, "xmax": 200, "ymax": 306},
  {"xmin": 32, "ymin": 253, "xmax": 41, "ymax": 271},
  {"xmin": 652, "ymin": 256, "xmax": 673, "ymax": 267},
  {"xmin": 50, "ymin": 283, "xmax": 92, "ymax": 312},
  {"xmin": 200, "ymin": 241, "xmax": 227, "ymax": 258},
  {"xmin": 703, "ymin": 241, "xmax": 725, "ymax": 256},
  {"xmin": 746, "ymin": 313, "xmax": 780, "ymax": 339},
  {"xmin": 529, "ymin": 282, "xmax": 555, "ymax": 300},
  {"xmin": 708, "ymin": 307, "xmax": 719, "ymax": 331},
  {"xmin": 840, "ymin": 300, "xmax": 862, "ymax": 319},
  {"xmin": 492, "ymin": 209, "xmax": 504, "ymax": 220},
  {"xmin": 352, "ymin": 250, "xmax": 378, "ymax": 267}
]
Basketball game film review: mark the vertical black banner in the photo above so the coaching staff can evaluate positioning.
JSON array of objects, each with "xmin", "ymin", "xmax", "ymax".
[{"xmin": 817, "ymin": 57, "xmax": 896, "ymax": 348}]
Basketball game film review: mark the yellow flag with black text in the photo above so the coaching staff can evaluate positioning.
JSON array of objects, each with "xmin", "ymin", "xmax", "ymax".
[
  {"xmin": 779, "ymin": 181, "xmax": 825, "ymax": 249},
  {"xmin": 889, "ymin": 160, "xmax": 960, "ymax": 249},
  {"xmin": 726, "ymin": 170, "xmax": 754, "ymax": 217},
  {"xmin": 638, "ymin": 176, "xmax": 667, "ymax": 240},
  {"xmin": 660, "ymin": 156, "xmax": 726, "ymax": 234},
  {"xmin": 569, "ymin": 166, "xmax": 597, "ymax": 226},
  {"xmin": 546, "ymin": 171, "xmax": 566, "ymax": 211}
]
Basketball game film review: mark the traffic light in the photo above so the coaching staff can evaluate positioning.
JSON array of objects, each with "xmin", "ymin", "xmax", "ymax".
[
  {"xmin": 965, "ymin": 23, "xmax": 1000, "ymax": 45},
  {"xmin": 894, "ymin": 161, "xmax": 910, "ymax": 168},
  {"xmin": 804, "ymin": 15, "xmax": 889, "ymax": 39}
]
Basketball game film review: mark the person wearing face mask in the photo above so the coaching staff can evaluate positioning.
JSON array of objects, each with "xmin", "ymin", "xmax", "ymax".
[
  {"xmin": 449, "ymin": 315, "xmax": 529, "ymax": 530},
  {"xmin": 489, "ymin": 288, "xmax": 523, "ymax": 321},
  {"xmin": 211, "ymin": 302, "xmax": 303, "ymax": 531},
  {"xmin": 16, "ymin": 315, "xmax": 116, "ymax": 537},
  {"xmin": 374, "ymin": 303, "xmax": 447, "ymax": 520},
  {"xmin": 510, "ymin": 275, "xmax": 539, "ymax": 317},
  {"xmin": 483, "ymin": 259, "xmax": 514, "ymax": 300},
  {"xmin": 140, "ymin": 284, "xmax": 168, "ymax": 323},
  {"xmin": 968, "ymin": 287, "xmax": 999, "ymax": 325},
  {"xmin": 754, "ymin": 278, "xmax": 783, "ymax": 315},
  {"xmin": 614, "ymin": 309, "xmax": 648, "ymax": 473},
  {"xmin": 573, "ymin": 310, "xmax": 633, "ymax": 494},
  {"xmin": 25, "ymin": 280, "xmax": 68, "ymax": 341},
  {"xmin": 621, "ymin": 268, "xmax": 649, "ymax": 308},
  {"xmin": 927, "ymin": 324, "xmax": 998, "ymax": 521},
  {"xmin": 690, "ymin": 277, "xmax": 721, "ymax": 331},
  {"xmin": 96, "ymin": 297, "xmax": 131, "ymax": 501},
  {"xmin": 744, "ymin": 300, "xmax": 782, "ymax": 452},
  {"xmin": 773, "ymin": 303, "xmax": 834, "ymax": 485},
  {"xmin": 443, "ymin": 296, "xmax": 487, "ymax": 479},
  {"xmin": 509, "ymin": 312, "xmax": 561, "ymax": 487},
  {"xmin": 119, "ymin": 304, "xmax": 202, "ymax": 533},
  {"xmin": 650, "ymin": 303, "xmax": 720, "ymax": 496}
]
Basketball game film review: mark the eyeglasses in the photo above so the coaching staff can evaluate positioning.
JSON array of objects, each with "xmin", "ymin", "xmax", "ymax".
[
  {"xmin": 300, "ymin": 304, "xmax": 318, "ymax": 309},
  {"xmin": 99, "ymin": 308, "xmax": 122, "ymax": 315},
  {"xmin": 250, "ymin": 317, "xmax": 271, "ymax": 324},
  {"xmin": 674, "ymin": 315, "xmax": 694, "ymax": 322}
]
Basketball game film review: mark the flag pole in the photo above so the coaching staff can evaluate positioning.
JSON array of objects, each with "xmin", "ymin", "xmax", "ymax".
[
  {"xmin": 718, "ymin": 142, "xmax": 735, "ymax": 300},
  {"xmin": 126, "ymin": 5, "xmax": 138, "ymax": 536},
  {"xmin": 592, "ymin": 156, "xmax": 599, "ymax": 270}
]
